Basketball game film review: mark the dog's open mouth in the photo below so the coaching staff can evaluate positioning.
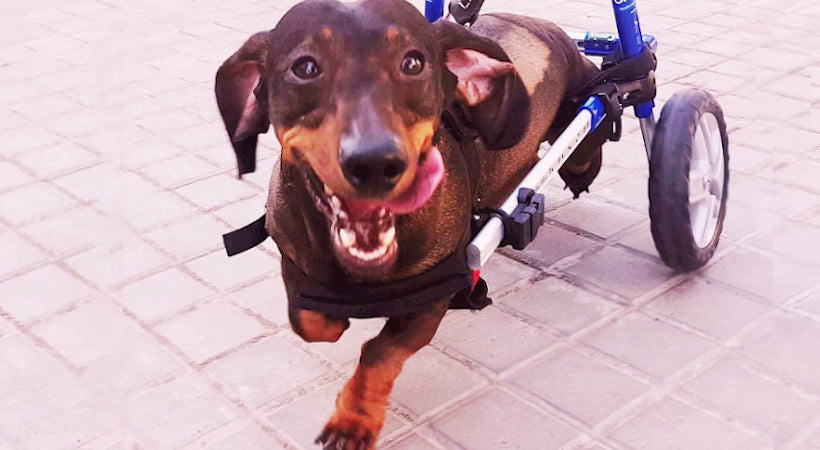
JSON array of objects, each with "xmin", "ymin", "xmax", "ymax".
[{"xmin": 309, "ymin": 147, "xmax": 446, "ymax": 272}]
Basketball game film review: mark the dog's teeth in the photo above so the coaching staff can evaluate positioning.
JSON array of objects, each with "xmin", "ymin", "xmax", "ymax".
[
  {"xmin": 379, "ymin": 227, "xmax": 396, "ymax": 245},
  {"xmin": 330, "ymin": 195, "xmax": 342, "ymax": 210},
  {"xmin": 378, "ymin": 208, "xmax": 388, "ymax": 219},
  {"xmin": 324, "ymin": 185, "xmax": 334, "ymax": 196},
  {"xmin": 339, "ymin": 227, "xmax": 356, "ymax": 248},
  {"xmin": 349, "ymin": 244, "xmax": 387, "ymax": 261}
]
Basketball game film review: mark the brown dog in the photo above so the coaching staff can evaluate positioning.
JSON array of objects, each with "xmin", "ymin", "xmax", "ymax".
[{"xmin": 216, "ymin": 0, "xmax": 601, "ymax": 447}]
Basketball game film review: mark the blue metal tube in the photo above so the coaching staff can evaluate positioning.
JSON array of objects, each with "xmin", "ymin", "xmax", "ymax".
[
  {"xmin": 611, "ymin": 0, "xmax": 654, "ymax": 118},
  {"xmin": 425, "ymin": 0, "xmax": 444, "ymax": 22}
]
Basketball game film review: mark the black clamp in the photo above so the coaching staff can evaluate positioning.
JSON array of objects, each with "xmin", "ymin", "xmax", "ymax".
[
  {"xmin": 588, "ymin": 83, "xmax": 624, "ymax": 142},
  {"xmin": 570, "ymin": 44, "xmax": 658, "ymax": 144},
  {"xmin": 473, "ymin": 188, "xmax": 545, "ymax": 251},
  {"xmin": 449, "ymin": 0, "xmax": 486, "ymax": 26},
  {"xmin": 501, "ymin": 188, "xmax": 545, "ymax": 250}
]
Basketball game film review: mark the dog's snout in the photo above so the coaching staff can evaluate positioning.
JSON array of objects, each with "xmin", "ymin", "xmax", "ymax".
[{"xmin": 341, "ymin": 140, "xmax": 407, "ymax": 196}]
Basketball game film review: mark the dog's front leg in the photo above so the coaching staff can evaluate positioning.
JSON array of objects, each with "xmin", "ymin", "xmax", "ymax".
[{"xmin": 317, "ymin": 298, "xmax": 450, "ymax": 450}]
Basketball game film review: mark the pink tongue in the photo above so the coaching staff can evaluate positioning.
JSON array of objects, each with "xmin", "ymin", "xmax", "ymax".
[{"xmin": 345, "ymin": 147, "xmax": 446, "ymax": 217}]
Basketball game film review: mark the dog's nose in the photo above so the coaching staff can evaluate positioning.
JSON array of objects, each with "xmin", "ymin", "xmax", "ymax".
[{"xmin": 341, "ymin": 140, "xmax": 407, "ymax": 196}]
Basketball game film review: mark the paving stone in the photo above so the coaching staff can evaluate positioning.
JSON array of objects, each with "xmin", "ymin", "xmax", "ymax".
[
  {"xmin": 10, "ymin": 93, "xmax": 84, "ymax": 120},
  {"xmin": 144, "ymin": 214, "xmax": 229, "ymax": 259},
  {"xmin": 185, "ymin": 249, "xmax": 278, "ymax": 291},
  {"xmin": 550, "ymin": 197, "xmax": 646, "ymax": 239},
  {"xmin": 748, "ymin": 221, "xmax": 820, "ymax": 266},
  {"xmin": 124, "ymin": 375, "xmax": 240, "ymax": 448},
  {"xmin": 719, "ymin": 200, "xmax": 777, "ymax": 243},
  {"xmin": 14, "ymin": 141, "xmax": 98, "ymax": 178},
  {"xmin": 609, "ymin": 396, "xmax": 773, "ymax": 449},
  {"xmin": 19, "ymin": 206, "xmax": 118, "ymax": 255},
  {"xmin": 741, "ymin": 314, "xmax": 820, "ymax": 391},
  {"xmin": 512, "ymin": 349, "xmax": 650, "ymax": 426},
  {"xmin": 391, "ymin": 346, "xmax": 485, "ymax": 417},
  {"xmin": 231, "ymin": 276, "xmax": 289, "ymax": 326},
  {"xmin": 584, "ymin": 312, "xmax": 714, "ymax": 379},
  {"xmin": 157, "ymin": 301, "xmax": 267, "ymax": 364},
  {"xmin": 732, "ymin": 124, "xmax": 819, "ymax": 155},
  {"xmin": 594, "ymin": 172, "xmax": 650, "ymax": 213},
  {"xmin": 479, "ymin": 253, "xmax": 538, "ymax": 294},
  {"xmin": 32, "ymin": 301, "xmax": 185, "ymax": 394},
  {"xmin": 565, "ymin": 246, "xmax": 675, "ymax": 301},
  {"xmin": 704, "ymin": 248, "xmax": 820, "ymax": 303},
  {"xmin": 267, "ymin": 378, "xmax": 405, "ymax": 448},
  {"xmin": 0, "ymin": 231, "xmax": 46, "ymax": 278},
  {"xmin": 53, "ymin": 164, "xmax": 156, "ymax": 204},
  {"xmin": 500, "ymin": 275, "xmax": 620, "ymax": 336},
  {"xmin": 682, "ymin": 355, "xmax": 819, "ymax": 445},
  {"xmin": 0, "ymin": 160, "xmax": 34, "ymax": 192},
  {"xmin": 0, "ymin": 374, "xmax": 121, "ymax": 449},
  {"xmin": 0, "ymin": 181, "xmax": 76, "ymax": 224},
  {"xmin": 0, "ymin": 334, "xmax": 78, "ymax": 405},
  {"xmin": 207, "ymin": 335, "xmax": 329, "ymax": 410},
  {"xmin": 175, "ymin": 174, "xmax": 260, "ymax": 211},
  {"xmin": 433, "ymin": 387, "xmax": 578, "ymax": 450},
  {"xmin": 796, "ymin": 290, "xmax": 820, "ymax": 317},
  {"xmin": 647, "ymin": 278, "xmax": 771, "ymax": 341},
  {"xmin": 112, "ymin": 189, "xmax": 198, "ymax": 231},
  {"xmin": 211, "ymin": 197, "xmax": 270, "ymax": 229},
  {"xmin": 65, "ymin": 236, "xmax": 169, "ymax": 288},
  {"xmin": 140, "ymin": 152, "xmax": 220, "ymax": 188},
  {"xmin": 0, "ymin": 264, "xmax": 92, "ymax": 322},
  {"xmin": 433, "ymin": 306, "xmax": 556, "ymax": 373},
  {"xmin": 202, "ymin": 422, "xmax": 281, "ymax": 449},
  {"xmin": 519, "ymin": 223, "xmax": 597, "ymax": 268},
  {"xmin": 615, "ymin": 221, "xmax": 660, "ymax": 257},
  {"xmin": 385, "ymin": 433, "xmax": 439, "ymax": 450},
  {"xmin": 120, "ymin": 268, "xmax": 213, "ymax": 322}
]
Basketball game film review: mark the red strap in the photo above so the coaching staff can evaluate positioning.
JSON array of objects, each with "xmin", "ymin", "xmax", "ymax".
[{"xmin": 471, "ymin": 270, "xmax": 480, "ymax": 290}]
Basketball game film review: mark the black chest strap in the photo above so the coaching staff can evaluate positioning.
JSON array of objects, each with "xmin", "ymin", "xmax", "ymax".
[
  {"xmin": 283, "ymin": 251, "xmax": 490, "ymax": 319},
  {"xmin": 221, "ymin": 215, "xmax": 491, "ymax": 318}
]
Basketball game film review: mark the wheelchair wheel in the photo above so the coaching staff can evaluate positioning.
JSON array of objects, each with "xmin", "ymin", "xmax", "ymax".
[{"xmin": 648, "ymin": 88, "xmax": 729, "ymax": 272}]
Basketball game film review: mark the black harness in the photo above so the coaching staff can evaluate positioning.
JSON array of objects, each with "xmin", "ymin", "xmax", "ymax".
[{"xmin": 222, "ymin": 106, "xmax": 493, "ymax": 319}]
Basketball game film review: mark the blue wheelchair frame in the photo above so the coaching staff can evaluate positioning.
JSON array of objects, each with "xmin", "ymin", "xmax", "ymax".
[
  {"xmin": 424, "ymin": 0, "xmax": 662, "ymax": 269},
  {"xmin": 426, "ymin": 0, "xmax": 655, "ymax": 140}
]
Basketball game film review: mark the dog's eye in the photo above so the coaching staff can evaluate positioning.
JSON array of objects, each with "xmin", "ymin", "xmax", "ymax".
[
  {"xmin": 401, "ymin": 51, "xmax": 425, "ymax": 76},
  {"xmin": 292, "ymin": 57, "xmax": 321, "ymax": 80}
]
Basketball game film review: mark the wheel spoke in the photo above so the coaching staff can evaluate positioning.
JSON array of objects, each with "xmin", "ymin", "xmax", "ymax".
[
  {"xmin": 689, "ymin": 175, "xmax": 707, "ymax": 199},
  {"xmin": 689, "ymin": 189, "xmax": 711, "ymax": 206}
]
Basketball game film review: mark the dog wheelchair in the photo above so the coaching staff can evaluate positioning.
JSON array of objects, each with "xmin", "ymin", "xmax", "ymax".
[{"xmin": 426, "ymin": 0, "xmax": 730, "ymax": 273}]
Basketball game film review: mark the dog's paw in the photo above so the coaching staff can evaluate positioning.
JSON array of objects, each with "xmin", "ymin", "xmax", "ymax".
[{"xmin": 315, "ymin": 413, "xmax": 378, "ymax": 450}]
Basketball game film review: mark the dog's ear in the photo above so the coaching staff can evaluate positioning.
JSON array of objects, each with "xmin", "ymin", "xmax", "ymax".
[
  {"xmin": 434, "ymin": 20, "xmax": 530, "ymax": 150},
  {"xmin": 215, "ymin": 31, "xmax": 271, "ymax": 176}
]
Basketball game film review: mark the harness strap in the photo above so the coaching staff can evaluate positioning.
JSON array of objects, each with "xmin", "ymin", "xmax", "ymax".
[
  {"xmin": 222, "ymin": 215, "xmax": 492, "ymax": 319},
  {"xmin": 222, "ymin": 214, "xmax": 268, "ymax": 256},
  {"xmin": 283, "ymin": 252, "xmax": 490, "ymax": 319}
]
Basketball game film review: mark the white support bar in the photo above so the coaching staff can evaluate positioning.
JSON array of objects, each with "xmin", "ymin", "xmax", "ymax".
[{"xmin": 467, "ymin": 109, "xmax": 595, "ymax": 270}]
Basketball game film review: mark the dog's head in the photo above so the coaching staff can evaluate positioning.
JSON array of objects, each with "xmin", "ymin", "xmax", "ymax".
[{"xmin": 216, "ymin": 0, "xmax": 529, "ymax": 274}]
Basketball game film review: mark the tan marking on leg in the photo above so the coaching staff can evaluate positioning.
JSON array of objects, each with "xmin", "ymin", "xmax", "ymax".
[
  {"xmin": 318, "ymin": 301, "xmax": 449, "ymax": 449},
  {"xmin": 294, "ymin": 310, "xmax": 348, "ymax": 343}
]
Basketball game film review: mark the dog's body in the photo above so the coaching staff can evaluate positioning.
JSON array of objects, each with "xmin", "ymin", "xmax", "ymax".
[{"xmin": 216, "ymin": 1, "xmax": 601, "ymax": 447}]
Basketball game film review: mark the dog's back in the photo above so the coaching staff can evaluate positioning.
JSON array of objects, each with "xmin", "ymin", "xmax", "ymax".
[{"xmin": 466, "ymin": 13, "xmax": 600, "ymax": 207}]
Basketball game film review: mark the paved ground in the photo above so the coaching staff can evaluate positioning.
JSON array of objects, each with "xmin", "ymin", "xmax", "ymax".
[{"xmin": 1, "ymin": 0, "xmax": 820, "ymax": 448}]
